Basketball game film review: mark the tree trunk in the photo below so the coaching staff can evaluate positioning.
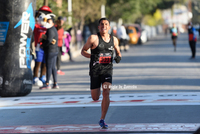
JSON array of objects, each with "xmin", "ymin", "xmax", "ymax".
[
  {"xmin": 56, "ymin": 0, "xmax": 62, "ymax": 15},
  {"xmin": 43, "ymin": 0, "xmax": 48, "ymax": 6}
]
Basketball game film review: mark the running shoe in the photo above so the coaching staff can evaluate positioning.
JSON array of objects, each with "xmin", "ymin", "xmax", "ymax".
[
  {"xmin": 57, "ymin": 70, "xmax": 65, "ymax": 75},
  {"xmin": 33, "ymin": 77, "xmax": 39, "ymax": 85},
  {"xmin": 39, "ymin": 75, "xmax": 46, "ymax": 84},
  {"xmin": 52, "ymin": 84, "xmax": 59, "ymax": 89},
  {"xmin": 39, "ymin": 84, "xmax": 51, "ymax": 89},
  {"xmin": 33, "ymin": 77, "xmax": 43, "ymax": 86},
  {"xmin": 99, "ymin": 119, "xmax": 108, "ymax": 129}
]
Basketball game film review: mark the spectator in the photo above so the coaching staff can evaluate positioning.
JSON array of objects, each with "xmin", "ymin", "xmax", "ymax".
[
  {"xmin": 55, "ymin": 16, "xmax": 65, "ymax": 75},
  {"xmin": 39, "ymin": 13, "xmax": 59, "ymax": 89},
  {"xmin": 117, "ymin": 24, "xmax": 128, "ymax": 52},
  {"xmin": 112, "ymin": 26, "xmax": 117, "ymax": 37},
  {"xmin": 33, "ymin": 6, "xmax": 53, "ymax": 86},
  {"xmin": 82, "ymin": 25, "xmax": 91, "ymax": 44},
  {"xmin": 63, "ymin": 31, "xmax": 73, "ymax": 61},
  {"xmin": 188, "ymin": 22, "xmax": 197, "ymax": 59},
  {"xmin": 76, "ymin": 29, "xmax": 83, "ymax": 49}
]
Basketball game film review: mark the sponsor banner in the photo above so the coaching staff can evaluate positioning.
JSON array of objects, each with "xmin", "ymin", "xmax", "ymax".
[
  {"xmin": 0, "ymin": 22, "xmax": 9, "ymax": 46},
  {"xmin": 14, "ymin": 3, "xmax": 35, "ymax": 69}
]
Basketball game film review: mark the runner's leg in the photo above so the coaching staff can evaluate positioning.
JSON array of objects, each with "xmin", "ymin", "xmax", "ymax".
[
  {"xmin": 91, "ymin": 88, "xmax": 101, "ymax": 101},
  {"xmin": 101, "ymin": 82, "xmax": 111, "ymax": 120}
]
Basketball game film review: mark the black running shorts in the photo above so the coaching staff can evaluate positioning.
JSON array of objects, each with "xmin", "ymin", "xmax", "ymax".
[{"xmin": 90, "ymin": 73, "xmax": 112, "ymax": 89}]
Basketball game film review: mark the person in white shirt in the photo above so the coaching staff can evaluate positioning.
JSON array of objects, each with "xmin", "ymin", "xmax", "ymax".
[{"xmin": 117, "ymin": 24, "xmax": 128, "ymax": 51}]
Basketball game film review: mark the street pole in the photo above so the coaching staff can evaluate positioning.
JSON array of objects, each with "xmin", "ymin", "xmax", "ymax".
[
  {"xmin": 43, "ymin": 0, "xmax": 48, "ymax": 6},
  {"xmin": 68, "ymin": 0, "xmax": 72, "ymax": 26},
  {"xmin": 56, "ymin": 0, "xmax": 62, "ymax": 15},
  {"xmin": 101, "ymin": 5, "xmax": 105, "ymax": 18}
]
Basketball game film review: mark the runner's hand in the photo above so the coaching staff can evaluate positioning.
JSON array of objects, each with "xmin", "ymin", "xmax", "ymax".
[{"xmin": 114, "ymin": 56, "xmax": 121, "ymax": 63}]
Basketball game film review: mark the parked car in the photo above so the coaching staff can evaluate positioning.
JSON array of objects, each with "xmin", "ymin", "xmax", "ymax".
[
  {"xmin": 140, "ymin": 29, "xmax": 148, "ymax": 44},
  {"xmin": 126, "ymin": 26, "xmax": 139, "ymax": 45},
  {"xmin": 127, "ymin": 24, "xmax": 143, "ymax": 44},
  {"xmin": 143, "ymin": 25, "xmax": 152, "ymax": 40}
]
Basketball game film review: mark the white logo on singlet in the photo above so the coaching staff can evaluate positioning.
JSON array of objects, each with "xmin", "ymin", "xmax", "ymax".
[{"xmin": 108, "ymin": 46, "xmax": 114, "ymax": 50}]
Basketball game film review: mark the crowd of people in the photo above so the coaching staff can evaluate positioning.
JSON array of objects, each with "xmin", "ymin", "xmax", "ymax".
[
  {"xmin": 31, "ymin": 6, "xmax": 76, "ymax": 88},
  {"xmin": 30, "ymin": 5, "xmax": 130, "ymax": 90}
]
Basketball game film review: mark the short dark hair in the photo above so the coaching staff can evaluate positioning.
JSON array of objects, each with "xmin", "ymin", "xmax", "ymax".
[
  {"xmin": 58, "ymin": 16, "xmax": 63, "ymax": 20},
  {"xmin": 98, "ymin": 18, "xmax": 110, "ymax": 25}
]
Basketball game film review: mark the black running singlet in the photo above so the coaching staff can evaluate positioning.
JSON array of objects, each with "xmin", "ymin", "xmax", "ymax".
[{"xmin": 90, "ymin": 32, "xmax": 114, "ymax": 76}]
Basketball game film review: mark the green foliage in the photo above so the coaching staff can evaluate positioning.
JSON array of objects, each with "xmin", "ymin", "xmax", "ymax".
[
  {"xmin": 143, "ymin": 9, "xmax": 163, "ymax": 26},
  {"xmin": 35, "ymin": 0, "xmax": 186, "ymax": 27},
  {"xmin": 72, "ymin": 0, "xmax": 106, "ymax": 22},
  {"xmin": 36, "ymin": 0, "xmax": 59, "ymax": 18},
  {"xmin": 36, "ymin": 0, "xmax": 106, "ymax": 28},
  {"xmin": 106, "ymin": 0, "xmax": 161, "ymax": 23}
]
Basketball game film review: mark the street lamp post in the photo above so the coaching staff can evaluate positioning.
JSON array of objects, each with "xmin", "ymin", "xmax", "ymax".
[
  {"xmin": 101, "ymin": 5, "xmax": 105, "ymax": 18},
  {"xmin": 68, "ymin": 0, "xmax": 72, "ymax": 26},
  {"xmin": 43, "ymin": 0, "xmax": 48, "ymax": 6}
]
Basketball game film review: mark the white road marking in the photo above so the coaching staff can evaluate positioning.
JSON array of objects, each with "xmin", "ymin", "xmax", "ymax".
[
  {"xmin": 0, "ymin": 123, "xmax": 199, "ymax": 133},
  {"xmin": 0, "ymin": 92, "xmax": 200, "ymax": 109}
]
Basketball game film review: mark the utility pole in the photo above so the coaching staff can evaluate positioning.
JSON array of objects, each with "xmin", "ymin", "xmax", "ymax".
[
  {"xmin": 68, "ymin": 0, "xmax": 72, "ymax": 26},
  {"xmin": 188, "ymin": 0, "xmax": 193, "ymax": 21},
  {"xmin": 43, "ymin": 0, "xmax": 48, "ymax": 6},
  {"xmin": 56, "ymin": 0, "xmax": 62, "ymax": 15},
  {"xmin": 101, "ymin": 5, "xmax": 105, "ymax": 18}
]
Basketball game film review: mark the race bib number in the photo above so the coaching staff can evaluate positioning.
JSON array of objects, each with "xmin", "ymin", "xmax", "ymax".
[{"xmin": 99, "ymin": 53, "xmax": 111, "ymax": 64}]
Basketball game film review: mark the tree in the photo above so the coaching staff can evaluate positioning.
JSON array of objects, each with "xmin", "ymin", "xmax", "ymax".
[
  {"xmin": 105, "ymin": 0, "xmax": 161, "ymax": 23},
  {"xmin": 43, "ymin": 0, "xmax": 48, "ymax": 6},
  {"xmin": 72, "ymin": 0, "xmax": 106, "ymax": 29}
]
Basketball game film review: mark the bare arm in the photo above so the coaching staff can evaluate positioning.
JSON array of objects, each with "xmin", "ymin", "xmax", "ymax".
[
  {"xmin": 113, "ymin": 36, "xmax": 121, "ymax": 57},
  {"xmin": 81, "ymin": 35, "xmax": 97, "ymax": 58}
]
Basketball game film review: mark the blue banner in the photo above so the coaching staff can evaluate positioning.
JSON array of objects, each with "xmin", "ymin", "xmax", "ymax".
[{"xmin": 0, "ymin": 22, "xmax": 9, "ymax": 46}]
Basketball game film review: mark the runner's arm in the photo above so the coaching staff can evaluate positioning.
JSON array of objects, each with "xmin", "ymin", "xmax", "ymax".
[
  {"xmin": 81, "ymin": 35, "xmax": 96, "ymax": 58},
  {"xmin": 113, "ymin": 36, "xmax": 121, "ymax": 57}
]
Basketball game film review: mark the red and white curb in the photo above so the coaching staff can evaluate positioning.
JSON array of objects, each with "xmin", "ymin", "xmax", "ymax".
[
  {"xmin": 0, "ymin": 92, "xmax": 200, "ymax": 109},
  {"xmin": 0, "ymin": 123, "xmax": 199, "ymax": 133}
]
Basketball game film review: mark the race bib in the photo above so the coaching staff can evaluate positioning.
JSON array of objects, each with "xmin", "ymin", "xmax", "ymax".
[{"xmin": 99, "ymin": 53, "xmax": 111, "ymax": 64}]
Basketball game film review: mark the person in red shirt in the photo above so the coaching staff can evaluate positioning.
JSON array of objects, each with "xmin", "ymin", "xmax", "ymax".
[
  {"xmin": 33, "ymin": 6, "xmax": 53, "ymax": 85},
  {"xmin": 55, "ymin": 16, "xmax": 66, "ymax": 75},
  {"xmin": 188, "ymin": 22, "xmax": 197, "ymax": 59}
]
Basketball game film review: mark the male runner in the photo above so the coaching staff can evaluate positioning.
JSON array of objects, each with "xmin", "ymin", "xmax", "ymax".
[
  {"xmin": 170, "ymin": 23, "xmax": 179, "ymax": 51},
  {"xmin": 81, "ymin": 18, "xmax": 121, "ymax": 129}
]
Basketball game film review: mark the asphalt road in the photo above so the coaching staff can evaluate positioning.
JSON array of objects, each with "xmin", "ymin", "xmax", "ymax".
[{"xmin": 0, "ymin": 33, "xmax": 200, "ymax": 134}]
